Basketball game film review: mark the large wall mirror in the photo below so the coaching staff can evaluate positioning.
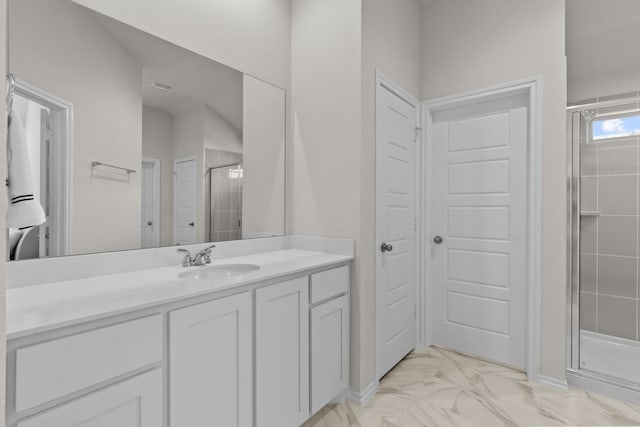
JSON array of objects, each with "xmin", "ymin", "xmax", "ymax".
[{"xmin": 8, "ymin": 0, "xmax": 286, "ymax": 260}]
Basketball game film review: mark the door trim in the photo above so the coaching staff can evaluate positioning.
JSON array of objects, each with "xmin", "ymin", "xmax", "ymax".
[
  {"xmin": 421, "ymin": 77, "xmax": 542, "ymax": 381},
  {"xmin": 374, "ymin": 70, "xmax": 421, "ymax": 379},
  {"xmin": 14, "ymin": 78, "xmax": 73, "ymax": 257},
  {"xmin": 173, "ymin": 156, "xmax": 197, "ymax": 245},
  {"xmin": 142, "ymin": 157, "xmax": 160, "ymax": 247}
]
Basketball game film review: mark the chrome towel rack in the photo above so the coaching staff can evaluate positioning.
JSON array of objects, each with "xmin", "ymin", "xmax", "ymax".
[{"xmin": 91, "ymin": 161, "xmax": 136, "ymax": 174}]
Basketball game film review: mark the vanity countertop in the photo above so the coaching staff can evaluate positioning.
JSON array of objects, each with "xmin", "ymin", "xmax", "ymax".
[{"xmin": 7, "ymin": 248, "xmax": 352, "ymax": 340}]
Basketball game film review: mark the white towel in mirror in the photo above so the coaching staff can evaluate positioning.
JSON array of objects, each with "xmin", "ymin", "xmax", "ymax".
[{"xmin": 7, "ymin": 107, "xmax": 46, "ymax": 229}]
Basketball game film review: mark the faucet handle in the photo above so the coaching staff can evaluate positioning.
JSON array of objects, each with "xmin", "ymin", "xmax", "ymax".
[
  {"xmin": 203, "ymin": 244, "xmax": 216, "ymax": 263},
  {"xmin": 177, "ymin": 248, "xmax": 192, "ymax": 267}
]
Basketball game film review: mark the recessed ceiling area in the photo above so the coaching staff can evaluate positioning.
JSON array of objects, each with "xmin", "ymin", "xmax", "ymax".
[
  {"xmin": 566, "ymin": 0, "xmax": 640, "ymax": 102},
  {"xmin": 85, "ymin": 7, "xmax": 243, "ymax": 130}
]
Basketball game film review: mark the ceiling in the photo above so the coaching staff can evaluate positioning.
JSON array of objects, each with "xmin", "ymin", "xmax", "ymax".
[
  {"xmin": 566, "ymin": 0, "xmax": 640, "ymax": 101},
  {"xmin": 85, "ymin": 7, "xmax": 243, "ymax": 130}
]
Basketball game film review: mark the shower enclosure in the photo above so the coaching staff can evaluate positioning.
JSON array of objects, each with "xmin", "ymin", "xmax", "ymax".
[
  {"xmin": 207, "ymin": 163, "xmax": 243, "ymax": 242},
  {"xmin": 568, "ymin": 94, "xmax": 640, "ymax": 393}
]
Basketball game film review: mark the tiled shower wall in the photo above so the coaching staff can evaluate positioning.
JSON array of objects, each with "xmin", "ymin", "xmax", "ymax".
[
  {"xmin": 205, "ymin": 149, "xmax": 243, "ymax": 242},
  {"xmin": 580, "ymin": 133, "xmax": 640, "ymax": 340}
]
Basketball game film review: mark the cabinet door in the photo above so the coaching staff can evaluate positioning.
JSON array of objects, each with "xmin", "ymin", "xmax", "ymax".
[
  {"xmin": 256, "ymin": 277, "xmax": 309, "ymax": 427},
  {"xmin": 17, "ymin": 369, "xmax": 162, "ymax": 427},
  {"xmin": 310, "ymin": 295, "xmax": 349, "ymax": 414},
  {"xmin": 170, "ymin": 292, "xmax": 252, "ymax": 427}
]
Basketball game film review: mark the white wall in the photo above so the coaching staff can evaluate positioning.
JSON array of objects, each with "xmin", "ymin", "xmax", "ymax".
[
  {"xmin": 203, "ymin": 104, "xmax": 243, "ymax": 153},
  {"xmin": 291, "ymin": 0, "xmax": 422, "ymax": 393},
  {"xmin": 567, "ymin": 0, "xmax": 640, "ymax": 102},
  {"xmin": 11, "ymin": 0, "xmax": 143, "ymax": 255},
  {"xmin": 70, "ymin": 0, "xmax": 293, "ymax": 239},
  {"xmin": 291, "ymin": 0, "xmax": 363, "ymax": 390},
  {"xmin": 71, "ymin": 0, "xmax": 291, "ymax": 90},
  {"xmin": 242, "ymin": 75, "xmax": 286, "ymax": 238},
  {"xmin": 421, "ymin": 0, "xmax": 567, "ymax": 381},
  {"xmin": 142, "ymin": 106, "xmax": 174, "ymax": 246}
]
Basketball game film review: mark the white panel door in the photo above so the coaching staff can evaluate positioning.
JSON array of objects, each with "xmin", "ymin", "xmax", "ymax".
[
  {"xmin": 174, "ymin": 158, "xmax": 196, "ymax": 244},
  {"xmin": 375, "ymin": 82, "xmax": 417, "ymax": 379},
  {"xmin": 431, "ymin": 96, "xmax": 528, "ymax": 369},
  {"xmin": 17, "ymin": 369, "xmax": 162, "ymax": 427},
  {"xmin": 141, "ymin": 160, "xmax": 158, "ymax": 248},
  {"xmin": 256, "ymin": 277, "xmax": 309, "ymax": 427},
  {"xmin": 170, "ymin": 292, "xmax": 252, "ymax": 427}
]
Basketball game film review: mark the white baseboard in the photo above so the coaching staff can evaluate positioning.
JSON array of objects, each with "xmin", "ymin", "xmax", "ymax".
[
  {"xmin": 348, "ymin": 381, "xmax": 379, "ymax": 406},
  {"xmin": 535, "ymin": 374, "xmax": 568, "ymax": 390},
  {"xmin": 329, "ymin": 389, "xmax": 349, "ymax": 405},
  {"xmin": 567, "ymin": 371, "xmax": 640, "ymax": 406}
]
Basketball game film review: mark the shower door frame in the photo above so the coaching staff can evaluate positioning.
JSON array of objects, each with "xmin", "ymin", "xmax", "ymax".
[{"xmin": 567, "ymin": 97, "xmax": 640, "ymax": 401}]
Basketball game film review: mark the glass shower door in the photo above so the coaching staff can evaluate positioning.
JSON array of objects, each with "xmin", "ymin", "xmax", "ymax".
[
  {"xmin": 569, "ymin": 98, "xmax": 640, "ymax": 387},
  {"xmin": 208, "ymin": 164, "xmax": 243, "ymax": 242}
]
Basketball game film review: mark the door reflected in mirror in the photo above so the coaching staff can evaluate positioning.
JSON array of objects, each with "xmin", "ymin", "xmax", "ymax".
[{"xmin": 8, "ymin": 0, "xmax": 286, "ymax": 260}]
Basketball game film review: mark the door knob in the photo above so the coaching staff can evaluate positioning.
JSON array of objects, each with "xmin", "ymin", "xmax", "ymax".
[
  {"xmin": 380, "ymin": 242, "xmax": 393, "ymax": 253},
  {"xmin": 147, "ymin": 221, "xmax": 153, "ymax": 226},
  {"xmin": 433, "ymin": 235, "xmax": 443, "ymax": 244},
  {"xmin": 189, "ymin": 222, "xmax": 195, "ymax": 227}
]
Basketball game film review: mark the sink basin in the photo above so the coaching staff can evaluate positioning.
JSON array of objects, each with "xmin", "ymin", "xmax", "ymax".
[{"xmin": 178, "ymin": 264, "xmax": 260, "ymax": 280}]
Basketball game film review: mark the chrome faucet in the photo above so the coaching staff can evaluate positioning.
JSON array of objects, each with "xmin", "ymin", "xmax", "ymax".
[{"xmin": 177, "ymin": 245, "xmax": 216, "ymax": 267}]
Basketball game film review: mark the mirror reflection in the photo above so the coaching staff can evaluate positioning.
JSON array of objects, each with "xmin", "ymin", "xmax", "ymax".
[{"xmin": 8, "ymin": 0, "xmax": 286, "ymax": 261}]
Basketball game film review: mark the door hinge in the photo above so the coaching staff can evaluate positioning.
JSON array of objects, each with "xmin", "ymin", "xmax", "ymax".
[
  {"xmin": 414, "ymin": 217, "xmax": 417, "ymax": 231},
  {"xmin": 414, "ymin": 127, "xmax": 422, "ymax": 141},
  {"xmin": 413, "ymin": 304, "xmax": 417, "ymax": 318}
]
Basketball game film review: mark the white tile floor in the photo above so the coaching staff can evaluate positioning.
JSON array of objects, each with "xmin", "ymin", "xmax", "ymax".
[{"xmin": 304, "ymin": 347, "xmax": 640, "ymax": 426}]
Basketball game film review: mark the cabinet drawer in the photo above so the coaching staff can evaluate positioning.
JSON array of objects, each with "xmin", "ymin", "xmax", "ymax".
[
  {"xmin": 17, "ymin": 368, "xmax": 162, "ymax": 427},
  {"xmin": 16, "ymin": 315, "xmax": 163, "ymax": 412},
  {"xmin": 310, "ymin": 266, "xmax": 349, "ymax": 304}
]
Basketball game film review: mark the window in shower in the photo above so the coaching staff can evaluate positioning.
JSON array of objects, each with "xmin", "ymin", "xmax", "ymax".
[{"xmin": 592, "ymin": 114, "xmax": 640, "ymax": 141}]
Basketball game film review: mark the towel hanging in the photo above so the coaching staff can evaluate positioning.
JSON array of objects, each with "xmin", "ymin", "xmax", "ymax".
[{"xmin": 7, "ymin": 105, "xmax": 46, "ymax": 229}]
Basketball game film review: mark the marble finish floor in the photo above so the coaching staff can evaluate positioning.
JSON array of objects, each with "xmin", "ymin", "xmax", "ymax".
[{"xmin": 304, "ymin": 347, "xmax": 640, "ymax": 426}]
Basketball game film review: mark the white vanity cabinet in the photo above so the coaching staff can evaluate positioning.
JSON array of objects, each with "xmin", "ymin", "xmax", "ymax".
[
  {"xmin": 255, "ymin": 266, "xmax": 350, "ymax": 427},
  {"xmin": 169, "ymin": 292, "xmax": 253, "ymax": 427},
  {"xmin": 7, "ymin": 257, "xmax": 351, "ymax": 427},
  {"xmin": 16, "ymin": 369, "xmax": 162, "ymax": 427},
  {"xmin": 255, "ymin": 277, "xmax": 310, "ymax": 427},
  {"xmin": 8, "ymin": 316, "xmax": 163, "ymax": 427},
  {"xmin": 309, "ymin": 266, "xmax": 350, "ymax": 414}
]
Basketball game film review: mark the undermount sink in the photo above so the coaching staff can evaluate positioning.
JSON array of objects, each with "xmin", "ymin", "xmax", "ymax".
[{"xmin": 177, "ymin": 264, "xmax": 261, "ymax": 280}]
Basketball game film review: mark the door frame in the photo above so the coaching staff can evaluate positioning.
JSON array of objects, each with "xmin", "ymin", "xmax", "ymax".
[
  {"xmin": 421, "ymin": 78, "xmax": 542, "ymax": 381},
  {"xmin": 141, "ymin": 157, "xmax": 160, "ymax": 247},
  {"xmin": 173, "ymin": 156, "xmax": 197, "ymax": 245},
  {"xmin": 374, "ymin": 71, "xmax": 422, "ymax": 380},
  {"xmin": 14, "ymin": 77, "xmax": 73, "ymax": 257}
]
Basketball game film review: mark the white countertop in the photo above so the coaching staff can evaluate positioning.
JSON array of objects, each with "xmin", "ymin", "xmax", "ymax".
[{"xmin": 7, "ymin": 249, "xmax": 352, "ymax": 340}]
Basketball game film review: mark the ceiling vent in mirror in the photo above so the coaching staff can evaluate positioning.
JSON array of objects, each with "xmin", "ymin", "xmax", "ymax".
[{"xmin": 150, "ymin": 82, "xmax": 172, "ymax": 92}]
